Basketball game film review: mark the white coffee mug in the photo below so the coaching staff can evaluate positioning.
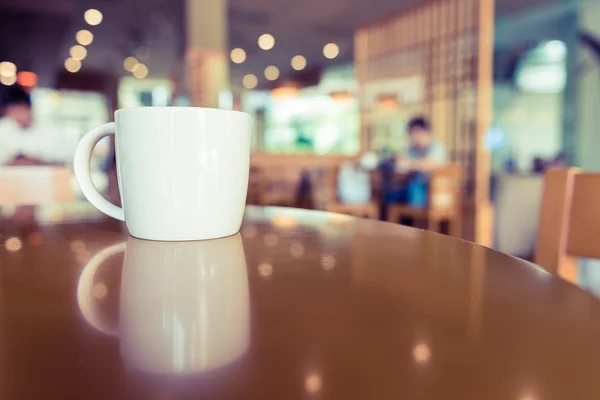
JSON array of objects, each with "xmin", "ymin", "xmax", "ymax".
[
  {"xmin": 77, "ymin": 234, "xmax": 250, "ymax": 374},
  {"xmin": 74, "ymin": 107, "xmax": 250, "ymax": 241}
]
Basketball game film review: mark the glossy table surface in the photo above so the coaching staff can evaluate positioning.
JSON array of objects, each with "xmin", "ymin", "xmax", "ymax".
[{"xmin": 2, "ymin": 205, "xmax": 600, "ymax": 400}]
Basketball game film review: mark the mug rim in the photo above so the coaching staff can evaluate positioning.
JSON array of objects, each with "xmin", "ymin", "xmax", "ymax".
[{"xmin": 115, "ymin": 106, "xmax": 248, "ymax": 116}]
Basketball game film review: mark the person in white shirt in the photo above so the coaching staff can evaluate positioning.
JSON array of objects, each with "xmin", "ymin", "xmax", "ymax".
[
  {"xmin": 0, "ymin": 85, "xmax": 67, "ymax": 166},
  {"xmin": 396, "ymin": 116, "xmax": 447, "ymax": 172}
]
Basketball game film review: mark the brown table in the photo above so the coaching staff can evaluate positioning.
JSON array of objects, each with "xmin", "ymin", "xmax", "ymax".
[{"xmin": 2, "ymin": 205, "xmax": 600, "ymax": 399}]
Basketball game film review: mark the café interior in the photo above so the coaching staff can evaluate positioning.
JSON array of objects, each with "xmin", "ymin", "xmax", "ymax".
[{"xmin": 2, "ymin": 0, "xmax": 600, "ymax": 397}]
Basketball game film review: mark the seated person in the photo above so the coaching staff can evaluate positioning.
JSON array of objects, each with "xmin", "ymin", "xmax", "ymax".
[
  {"xmin": 397, "ymin": 116, "xmax": 446, "ymax": 172},
  {"xmin": 384, "ymin": 116, "xmax": 447, "ymax": 207},
  {"xmin": 0, "ymin": 84, "xmax": 67, "ymax": 166}
]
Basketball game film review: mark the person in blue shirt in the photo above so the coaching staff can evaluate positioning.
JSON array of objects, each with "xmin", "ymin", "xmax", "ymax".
[
  {"xmin": 397, "ymin": 116, "xmax": 447, "ymax": 172},
  {"xmin": 382, "ymin": 116, "xmax": 447, "ymax": 211}
]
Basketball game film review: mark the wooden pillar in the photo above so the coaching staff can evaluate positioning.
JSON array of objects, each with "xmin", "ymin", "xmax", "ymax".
[{"xmin": 185, "ymin": 0, "xmax": 229, "ymax": 108}]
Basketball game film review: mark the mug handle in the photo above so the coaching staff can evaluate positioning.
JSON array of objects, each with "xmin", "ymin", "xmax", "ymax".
[
  {"xmin": 74, "ymin": 122, "xmax": 125, "ymax": 221},
  {"xmin": 77, "ymin": 242, "xmax": 127, "ymax": 336}
]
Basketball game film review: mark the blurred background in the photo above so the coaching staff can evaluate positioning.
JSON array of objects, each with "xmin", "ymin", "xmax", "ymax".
[{"xmin": 0, "ymin": 0, "xmax": 598, "ymax": 258}]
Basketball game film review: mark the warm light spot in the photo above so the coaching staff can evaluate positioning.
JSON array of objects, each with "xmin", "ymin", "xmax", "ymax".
[
  {"xmin": 323, "ymin": 43, "xmax": 340, "ymax": 59},
  {"xmin": 65, "ymin": 58, "xmax": 81, "ymax": 73},
  {"xmin": 412, "ymin": 342, "xmax": 431, "ymax": 364},
  {"xmin": 76, "ymin": 250, "xmax": 92, "ymax": 263},
  {"xmin": 328, "ymin": 214, "xmax": 350, "ymax": 224},
  {"xmin": 92, "ymin": 282, "xmax": 108, "ymax": 300},
  {"xmin": 5, "ymin": 237, "xmax": 22, "ymax": 252},
  {"xmin": 17, "ymin": 71, "xmax": 37, "ymax": 88},
  {"xmin": 70, "ymin": 45, "xmax": 87, "ymax": 61},
  {"xmin": 123, "ymin": 57, "xmax": 139, "ymax": 72},
  {"xmin": 271, "ymin": 214, "xmax": 297, "ymax": 228},
  {"xmin": 76, "ymin": 29, "xmax": 94, "ymax": 46},
  {"xmin": 70, "ymin": 240, "xmax": 86, "ymax": 252},
  {"xmin": 258, "ymin": 33, "xmax": 275, "ymax": 50},
  {"xmin": 0, "ymin": 61, "xmax": 16, "ymax": 78},
  {"xmin": 84, "ymin": 9, "xmax": 103, "ymax": 26},
  {"xmin": 305, "ymin": 372, "xmax": 322, "ymax": 394},
  {"xmin": 264, "ymin": 233, "xmax": 279, "ymax": 247},
  {"xmin": 321, "ymin": 254, "xmax": 336, "ymax": 270},
  {"xmin": 291, "ymin": 55, "xmax": 307, "ymax": 71},
  {"xmin": 258, "ymin": 262, "xmax": 273, "ymax": 277},
  {"xmin": 264, "ymin": 65, "xmax": 279, "ymax": 81},
  {"xmin": 230, "ymin": 48, "xmax": 247, "ymax": 64},
  {"xmin": 290, "ymin": 242, "xmax": 305, "ymax": 258},
  {"xmin": 242, "ymin": 74, "xmax": 258, "ymax": 89},
  {"xmin": 132, "ymin": 63, "xmax": 148, "ymax": 79},
  {"xmin": 242, "ymin": 225, "xmax": 257, "ymax": 239},
  {"xmin": 0, "ymin": 74, "xmax": 17, "ymax": 86}
]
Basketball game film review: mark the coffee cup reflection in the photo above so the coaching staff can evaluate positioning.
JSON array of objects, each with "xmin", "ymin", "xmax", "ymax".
[{"xmin": 77, "ymin": 234, "xmax": 249, "ymax": 375}]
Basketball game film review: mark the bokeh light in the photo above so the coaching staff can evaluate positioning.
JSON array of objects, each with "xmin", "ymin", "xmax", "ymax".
[
  {"xmin": 76, "ymin": 30, "xmax": 94, "ymax": 46},
  {"xmin": 258, "ymin": 262, "xmax": 273, "ymax": 278},
  {"xmin": 412, "ymin": 342, "xmax": 431, "ymax": 364},
  {"xmin": 321, "ymin": 254, "xmax": 336, "ymax": 270},
  {"xmin": 258, "ymin": 34, "xmax": 275, "ymax": 50},
  {"xmin": 264, "ymin": 233, "xmax": 279, "ymax": 247},
  {"xmin": 123, "ymin": 57, "xmax": 138, "ymax": 72},
  {"xmin": 323, "ymin": 43, "xmax": 340, "ymax": 59},
  {"xmin": 65, "ymin": 58, "xmax": 82, "ymax": 73},
  {"xmin": 132, "ymin": 63, "xmax": 148, "ymax": 79},
  {"xmin": 264, "ymin": 65, "xmax": 280, "ymax": 81},
  {"xmin": 5, "ymin": 237, "xmax": 23, "ymax": 252},
  {"xmin": 291, "ymin": 55, "xmax": 307, "ymax": 71},
  {"xmin": 230, "ymin": 48, "xmax": 247, "ymax": 64},
  {"xmin": 0, "ymin": 74, "xmax": 17, "ymax": 86},
  {"xmin": 84, "ymin": 9, "xmax": 103, "ymax": 26},
  {"xmin": 70, "ymin": 45, "xmax": 87, "ymax": 61},
  {"xmin": 243, "ymin": 74, "xmax": 258, "ymax": 89},
  {"xmin": 0, "ymin": 61, "xmax": 17, "ymax": 78}
]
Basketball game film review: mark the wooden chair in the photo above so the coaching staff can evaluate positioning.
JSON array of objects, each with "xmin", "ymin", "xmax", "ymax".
[
  {"xmin": 324, "ymin": 164, "xmax": 379, "ymax": 219},
  {"xmin": 535, "ymin": 168, "xmax": 600, "ymax": 283},
  {"xmin": 387, "ymin": 164, "xmax": 462, "ymax": 235},
  {"xmin": 255, "ymin": 164, "xmax": 308, "ymax": 208}
]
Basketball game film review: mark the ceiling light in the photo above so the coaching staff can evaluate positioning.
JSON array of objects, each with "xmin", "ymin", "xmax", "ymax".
[
  {"xmin": 230, "ymin": 48, "xmax": 247, "ymax": 64},
  {"xmin": 258, "ymin": 34, "xmax": 275, "ymax": 50},
  {"xmin": 0, "ymin": 61, "xmax": 16, "ymax": 78},
  {"xmin": 84, "ymin": 9, "xmax": 103, "ymax": 26},
  {"xmin": 123, "ymin": 57, "xmax": 139, "ymax": 72},
  {"xmin": 323, "ymin": 43, "xmax": 340, "ymax": 59},
  {"xmin": 65, "ymin": 58, "xmax": 82, "ymax": 73},
  {"xmin": 0, "ymin": 74, "xmax": 17, "ymax": 86},
  {"xmin": 132, "ymin": 63, "xmax": 148, "ymax": 79},
  {"xmin": 291, "ymin": 55, "xmax": 307, "ymax": 71},
  {"xmin": 264, "ymin": 65, "xmax": 279, "ymax": 81},
  {"xmin": 243, "ymin": 74, "xmax": 258, "ymax": 89},
  {"xmin": 76, "ymin": 30, "xmax": 94, "ymax": 46},
  {"xmin": 70, "ymin": 45, "xmax": 87, "ymax": 61}
]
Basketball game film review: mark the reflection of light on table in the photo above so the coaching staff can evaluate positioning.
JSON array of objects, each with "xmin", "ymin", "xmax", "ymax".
[
  {"xmin": 4, "ymin": 237, "xmax": 22, "ymax": 252},
  {"xmin": 264, "ymin": 233, "xmax": 279, "ymax": 247},
  {"xmin": 321, "ymin": 254, "xmax": 336, "ymax": 270},
  {"xmin": 70, "ymin": 240, "xmax": 86, "ymax": 252},
  {"xmin": 290, "ymin": 242, "xmax": 305, "ymax": 258},
  {"xmin": 412, "ymin": 342, "xmax": 431, "ymax": 364},
  {"xmin": 92, "ymin": 282, "xmax": 108, "ymax": 300},
  {"xmin": 258, "ymin": 262, "xmax": 273, "ymax": 278},
  {"xmin": 305, "ymin": 371, "xmax": 322, "ymax": 394},
  {"xmin": 271, "ymin": 214, "xmax": 297, "ymax": 229},
  {"xmin": 241, "ymin": 225, "xmax": 257, "ymax": 239}
]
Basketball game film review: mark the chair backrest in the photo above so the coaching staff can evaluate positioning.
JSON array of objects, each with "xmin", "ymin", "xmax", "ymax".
[
  {"xmin": 428, "ymin": 164, "xmax": 462, "ymax": 215},
  {"xmin": 535, "ymin": 168, "xmax": 600, "ymax": 282},
  {"xmin": 0, "ymin": 166, "xmax": 74, "ymax": 205}
]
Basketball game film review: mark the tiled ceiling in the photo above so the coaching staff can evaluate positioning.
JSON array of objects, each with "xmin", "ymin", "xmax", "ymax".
[{"xmin": 0, "ymin": 0, "xmax": 569, "ymax": 87}]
